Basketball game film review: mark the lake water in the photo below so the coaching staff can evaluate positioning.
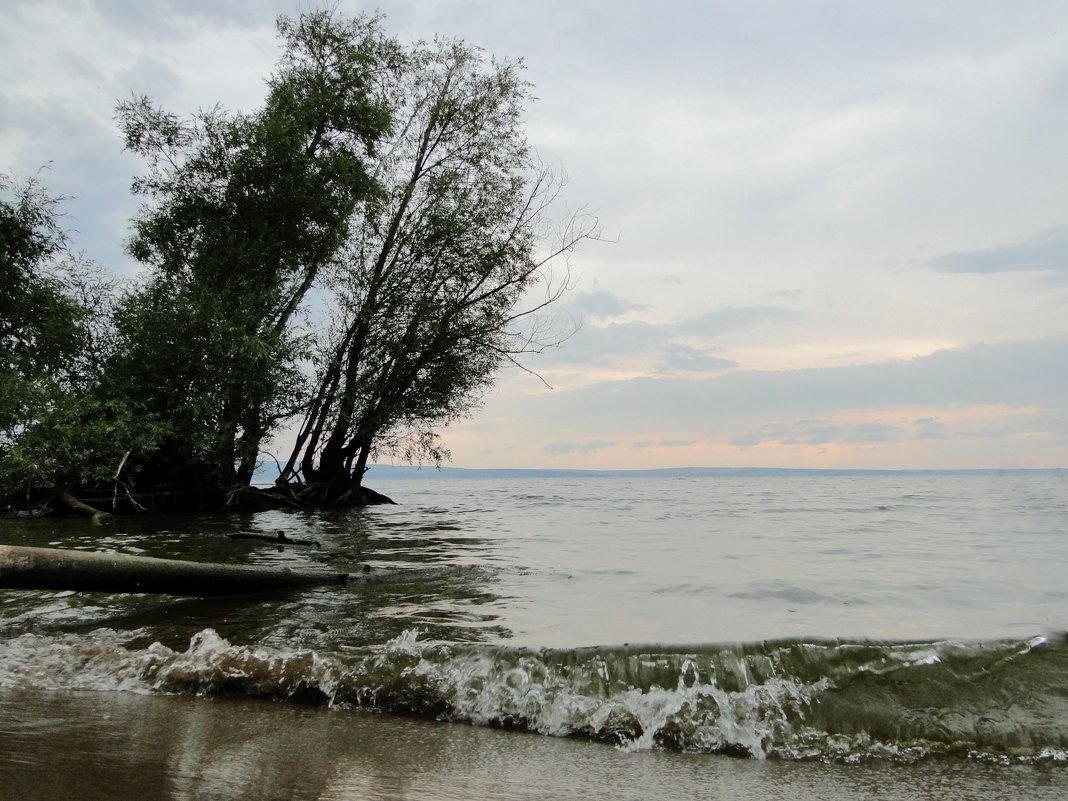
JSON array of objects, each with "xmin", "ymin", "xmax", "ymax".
[{"xmin": 2, "ymin": 473, "xmax": 1067, "ymax": 798}]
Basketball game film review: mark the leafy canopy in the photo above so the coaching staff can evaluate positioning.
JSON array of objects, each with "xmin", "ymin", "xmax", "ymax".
[{"xmin": 0, "ymin": 9, "xmax": 597, "ymax": 509}]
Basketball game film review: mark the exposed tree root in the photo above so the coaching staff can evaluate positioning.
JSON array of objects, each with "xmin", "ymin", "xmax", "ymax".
[{"xmin": 4, "ymin": 481, "xmax": 396, "ymax": 518}]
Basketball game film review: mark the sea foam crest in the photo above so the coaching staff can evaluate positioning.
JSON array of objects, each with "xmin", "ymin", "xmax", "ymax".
[
  {"xmin": 0, "ymin": 629, "xmax": 154, "ymax": 694},
  {"xmin": 371, "ymin": 631, "xmax": 829, "ymax": 758},
  {"xmin": 3, "ymin": 628, "xmax": 1066, "ymax": 764}
]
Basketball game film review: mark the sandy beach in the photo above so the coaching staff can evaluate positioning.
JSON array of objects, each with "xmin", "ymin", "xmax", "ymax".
[{"xmin": 2, "ymin": 689, "xmax": 1064, "ymax": 801}]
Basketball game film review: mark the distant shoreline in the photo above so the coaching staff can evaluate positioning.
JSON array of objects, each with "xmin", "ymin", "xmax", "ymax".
[{"xmin": 360, "ymin": 465, "xmax": 1068, "ymax": 480}]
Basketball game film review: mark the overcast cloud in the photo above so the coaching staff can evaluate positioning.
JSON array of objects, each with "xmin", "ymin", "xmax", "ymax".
[{"xmin": 3, "ymin": 0, "xmax": 1066, "ymax": 469}]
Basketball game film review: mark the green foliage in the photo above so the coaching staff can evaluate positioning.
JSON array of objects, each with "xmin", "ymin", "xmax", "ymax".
[
  {"xmin": 1, "ymin": 8, "xmax": 594, "ymax": 508},
  {"xmin": 0, "ymin": 173, "xmax": 130, "ymax": 501},
  {"xmin": 0, "ymin": 173, "xmax": 87, "ymax": 437},
  {"xmin": 0, "ymin": 393, "xmax": 169, "ymax": 501},
  {"xmin": 286, "ymin": 37, "xmax": 597, "ymax": 486},
  {"xmin": 112, "ymin": 9, "xmax": 395, "ymax": 489}
]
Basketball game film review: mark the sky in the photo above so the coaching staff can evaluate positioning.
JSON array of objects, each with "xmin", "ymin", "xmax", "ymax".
[{"xmin": 2, "ymin": 0, "xmax": 1067, "ymax": 470}]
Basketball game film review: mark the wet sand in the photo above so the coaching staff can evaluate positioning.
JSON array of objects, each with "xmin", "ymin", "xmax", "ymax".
[{"xmin": 1, "ymin": 689, "xmax": 1064, "ymax": 801}]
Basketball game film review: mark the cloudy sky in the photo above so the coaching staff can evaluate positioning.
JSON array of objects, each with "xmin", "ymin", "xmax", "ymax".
[{"xmin": 3, "ymin": 0, "xmax": 1067, "ymax": 470}]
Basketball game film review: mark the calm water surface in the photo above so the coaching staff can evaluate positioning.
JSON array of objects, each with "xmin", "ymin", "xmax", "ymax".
[{"xmin": 357, "ymin": 473, "xmax": 1068, "ymax": 645}]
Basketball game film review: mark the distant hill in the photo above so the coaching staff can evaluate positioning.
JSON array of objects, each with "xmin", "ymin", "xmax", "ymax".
[
  {"xmin": 359, "ymin": 465, "xmax": 1067, "ymax": 480},
  {"xmin": 251, "ymin": 463, "xmax": 1066, "ymax": 483}
]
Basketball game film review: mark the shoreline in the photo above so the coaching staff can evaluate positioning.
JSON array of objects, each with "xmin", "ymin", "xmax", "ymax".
[{"xmin": 2, "ymin": 688, "xmax": 1065, "ymax": 801}]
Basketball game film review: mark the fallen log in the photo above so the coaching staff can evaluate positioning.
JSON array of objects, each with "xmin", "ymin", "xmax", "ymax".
[{"xmin": 0, "ymin": 545, "xmax": 348, "ymax": 596}]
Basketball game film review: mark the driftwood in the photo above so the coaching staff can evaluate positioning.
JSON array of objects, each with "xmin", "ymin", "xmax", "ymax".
[{"xmin": 0, "ymin": 545, "xmax": 348, "ymax": 596}]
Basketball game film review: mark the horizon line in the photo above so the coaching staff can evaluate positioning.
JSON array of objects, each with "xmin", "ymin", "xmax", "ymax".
[{"xmin": 364, "ymin": 464, "xmax": 1067, "ymax": 477}]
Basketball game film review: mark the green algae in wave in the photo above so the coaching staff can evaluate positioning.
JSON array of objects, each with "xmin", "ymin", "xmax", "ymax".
[{"xmin": 2, "ymin": 628, "xmax": 1067, "ymax": 764}]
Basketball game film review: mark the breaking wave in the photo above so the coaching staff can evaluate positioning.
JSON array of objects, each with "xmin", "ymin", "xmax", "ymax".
[{"xmin": 2, "ymin": 628, "xmax": 1067, "ymax": 764}]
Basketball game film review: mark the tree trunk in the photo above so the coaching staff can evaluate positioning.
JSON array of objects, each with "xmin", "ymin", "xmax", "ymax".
[
  {"xmin": 0, "ymin": 545, "xmax": 349, "ymax": 596},
  {"xmin": 350, "ymin": 434, "xmax": 373, "ymax": 483}
]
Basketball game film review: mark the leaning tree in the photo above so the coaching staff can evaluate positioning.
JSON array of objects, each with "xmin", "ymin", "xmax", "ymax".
[
  {"xmin": 3, "ymin": 11, "xmax": 597, "ymax": 512},
  {"xmin": 111, "ymin": 11, "xmax": 398, "ymax": 493},
  {"xmin": 279, "ymin": 38, "xmax": 598, "ymax": 498}
]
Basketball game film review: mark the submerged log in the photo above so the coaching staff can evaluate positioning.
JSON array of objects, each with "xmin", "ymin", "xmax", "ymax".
[
  {"xmin": 227, "ymin": 530, "xmax": 321, "ymax": 547},
  {"xmin": 56, "ymin": 490, "xmax": 114, "ymax": 525},
  {"xmin": 0, "ymin": 545, "xmax": 348, "ymax": 596}
]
